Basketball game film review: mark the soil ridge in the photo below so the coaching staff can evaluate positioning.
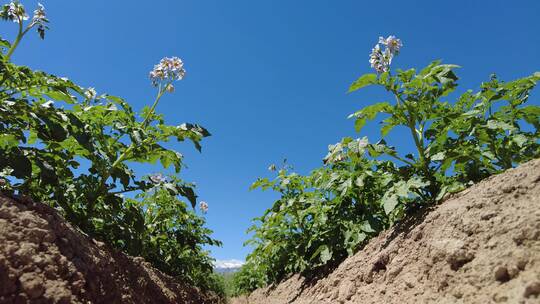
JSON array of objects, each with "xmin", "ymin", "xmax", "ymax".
[
  {"xmin": 0, "ymin": 194, "xmax": 222, "ymax": 304},
  {"xmin": 232, "ymin": 159, "xmax": 540, "ymax": 304}
]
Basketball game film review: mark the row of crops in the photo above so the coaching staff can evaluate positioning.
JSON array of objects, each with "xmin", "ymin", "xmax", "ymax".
[
  {"xmin": 0, "ymin": 1, "xmax": 227, "ymax": 297},
  {"xmin": 1, "ymin": 1, "xmax": 538, "ymax": 300},
  {"xmin": 230, "ymin": 36, "xmax": 540, "ymax": 294}
]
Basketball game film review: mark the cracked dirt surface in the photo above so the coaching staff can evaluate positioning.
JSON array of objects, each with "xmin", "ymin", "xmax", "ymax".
[{"xmin": 0, "ymin": 194, "xmax": 222, "ymax": 304}]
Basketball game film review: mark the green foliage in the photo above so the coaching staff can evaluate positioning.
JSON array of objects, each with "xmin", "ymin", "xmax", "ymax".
[
  {"xmin": 213, "ymin": 271, "xmax": 238, "ymax": 298},
  {"xmin": 230, "ymin": 261, "xmax": 267, "ymax": 296},
  {"xmin": 235, "ymin": 60, "xmax": 540, "ymax": 293},
  {"xmin": 204, "ymin": 272, "xmax": 228, "ymax": 299},
  {"xmin": 125, "ymin": 187, "xmax": 221, "ymax": 291},
  {"xmin": 0, "ymin": 3, "xmax": 222, "ymax": 296}
]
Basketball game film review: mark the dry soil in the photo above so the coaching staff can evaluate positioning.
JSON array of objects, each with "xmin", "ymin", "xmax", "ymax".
[{"xmin": 0, "ymin": 194, "xmax": 222, "ymax": 304}]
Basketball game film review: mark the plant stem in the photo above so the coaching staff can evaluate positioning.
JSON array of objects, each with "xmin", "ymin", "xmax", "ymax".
[
  {"xmin": 392, "ymin": 91, "xmax": 435, "ymax": 194},
  {"xmin": 99, "ymin": 86, "xmax": 166, "ymax": 193},
  {"xmin": 141, "ymin": 86, "xmax": 165, "ymax": 128},
  {"xmin": 393, "ymin": 94, "xmax": 426, "ymax": 162},
  {"xmin": 5, "ymin": 18, "xmax": 33, "ymax": 61},
  {"xmin": 110, "ymin": 87, "xmax": 165, "ymax": 168},
  {"xmin": 5, "ymin": 18, "xmax": 24, "ymax": 60},
  {"xmin": 387, "ymin": 153, "xmax": 415, "ymax": 166},
  {"xmin": 110, "ymin": 187, "xmax": 140, "ymax": 195}
]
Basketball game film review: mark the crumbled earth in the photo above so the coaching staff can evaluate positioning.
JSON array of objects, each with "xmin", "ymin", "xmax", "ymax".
[
  {"xmin": 0, "ymin": 194, "xmax": 222, "ymax": 304},
  {"xmin": 232, "ymin": 159, "xmax": 540, "ymax": 304}
]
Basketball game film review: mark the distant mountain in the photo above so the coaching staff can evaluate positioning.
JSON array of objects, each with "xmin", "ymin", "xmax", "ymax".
[
  {"xmin": 214, "ymin": 266, "xmax": 241, "ymax": 274},
  {"xmin": 213, "ymin": 259, "xmax": 244, "ymax": 274}
]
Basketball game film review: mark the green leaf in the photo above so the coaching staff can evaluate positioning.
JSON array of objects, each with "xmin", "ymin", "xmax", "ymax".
[
  {"xmin": 407, "ymin": 177, "xmax": 429, "ymax": 189},
  {"xmin": 320, "ymin": 246, "xmax": 332, "ymax": 263},
  {"xmin": 106, "ymin": 95, "xmax": 126, "ymax": 103},
  {"xmin": 381, "ymin": 122, "xmax": 396, "ymax": 137},
  {"xmin": 348, "ymin": 74, "xmax": 377, "ymax": 93},
  {"xmin": 512, "ymin": 134, "xmax": 527, "ymax": 147},
  {"xmin": 354, "ymin": 175, "xmax": 364, "ymax": 187},
  {"xmin": 360, "ymin": 220, "xmax": 375, "ymax": 233},
  {"xmin": 310, "ymin": 244, "xmax": 325, "ymax": 261},
  {"xmin": 486, "ymin": 120, "xmax": 516, "ymax": 131},
  {"xmin": 45, "ymin": 90, "xmax": 76, "ymax": 104},
  {"xmin": 0, "ymin": 134, "xmax": 19, "ymax": 149},
  {"xmin": 349, "ymin": 102, "xmax": 391, "ymax": 133},
  {"xmin": 383, "ymin": 194, "xmax": 399, "ymax": 215},
  {"xmin": 0, "ymin": 38, "xmax": 11, "ymax": 50},
  {"xmin": 177, "ymin": 185, "xmax": 197, "ymax": 208},
  {"xmin": 431, "ymin": 152, "xmax": 446, "ymax": 161},
  {"xmin": 418, "ymin": 60, "xmax": 442, "ymax": 76},
  {"xmin": 28, "ymin": 131, "xmax": 38, "ymax": 145},
  {"xmin": 394, "ymin": 181, "xmax": 409, "ymax": 197},
  {"xmin": 520, "ymin": 105, "xmax": 540, "ymax": 125},
  {"xmin": 436, "ymin": 186, "xmax": 448, "ymax": 201}
]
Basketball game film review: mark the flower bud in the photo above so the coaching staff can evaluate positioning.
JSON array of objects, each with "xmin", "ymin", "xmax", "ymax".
[{"xmin": 199, "ymin": 201, "xmax": 209, "ymax": 213}]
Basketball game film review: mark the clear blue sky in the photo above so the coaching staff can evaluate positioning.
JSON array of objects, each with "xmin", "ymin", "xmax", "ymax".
[{"xmin": 2, "ymin": 1, "xmax": 539, "ymax": 262}]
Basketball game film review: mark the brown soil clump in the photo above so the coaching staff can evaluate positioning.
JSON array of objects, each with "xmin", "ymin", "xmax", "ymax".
[
  {"xmin": 232, "ymin": 159, "xmax": 540, "ymax": 304},
  {"xmin": 0, "ymin": 194, "xmax": 222, "ymax": 304}
]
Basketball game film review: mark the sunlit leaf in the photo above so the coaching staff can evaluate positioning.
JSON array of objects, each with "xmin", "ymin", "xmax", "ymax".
[{"xmin": 348, "ymin": 73, "xmax": 377, "ymax": 92}]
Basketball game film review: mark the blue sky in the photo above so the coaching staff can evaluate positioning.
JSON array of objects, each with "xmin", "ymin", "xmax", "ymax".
[{"xmin": 2, "ymin": 0, "xmax": 539, "ymax": 263}]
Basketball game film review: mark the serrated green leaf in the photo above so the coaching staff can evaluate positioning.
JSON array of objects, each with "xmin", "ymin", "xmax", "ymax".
[
  {"xmin": 0, "ymin": 134, "xmax": 19, "ymax": 149},
  {"xmin": 381, "ymin": 123, "xmax": 396, "ymax": 137},
  {"xmin": 348, "ymin": 74, "xmax": 377, "ymax": 93},
  {"xmin": 320, "ymin": 246, "xmax": 332, "ymax": 263},
  {"xmin": 486, "ymin": 120, "xmax": 515, "ymax": 131},
  {"xmin": 383, "ymin": 194, "xmax": 399, "ymax": 215},
  {"xmin": 512, "ymin": 134, "xmax": 527, "ymax": 147},
  {"xmin": 45, "ymin": 90, "xmax": 76, "ymax": 104},
  {"xmin": 349, "ymin": 102, "xmax": 391, "ymax": 132}
]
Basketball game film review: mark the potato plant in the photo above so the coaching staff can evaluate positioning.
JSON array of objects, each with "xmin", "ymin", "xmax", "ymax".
[
  {"xmin": 236, "ymin": 36, "xmax": 540, "ymax": 293},
  {"xmin": 0, "ymin": 1, "xmax": 222, "ymax": 294}
]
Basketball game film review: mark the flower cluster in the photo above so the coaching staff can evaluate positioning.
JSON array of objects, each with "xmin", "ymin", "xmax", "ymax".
[
  {"xmin": 149, "ymin": 57, "xmax": 186, "ymax": 90},
  {"xmin": 31, "ymin": 3, "xmax": 48, "ymax": 39},
  {"xmin": 379, "ymin": 35, "xmax": 402, "ymax": 55},
  {"xmin": 199, "ymin": 201, "xmax": 208, "ymax": 213},
  {"xmin": 369, "ymin": 44, "xmax": 388, "ymax": 74},
  {"xmin": 1, "ymin": 1, "xmax": 48, "ymax": 39},
  {"xmin": 84, "ymin": 87, "xmax": 97, "ymax": 100},
  {"xmin": 149, "ymin": 173, "xmax": 166, "ymax": 184},
  {"xmin": 369, "ymin": 35, "xmax": 403, "ymax": 73},
  {"xmin": 1, "ymin": 1, "xmax": 28, "ymax": 23}
]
